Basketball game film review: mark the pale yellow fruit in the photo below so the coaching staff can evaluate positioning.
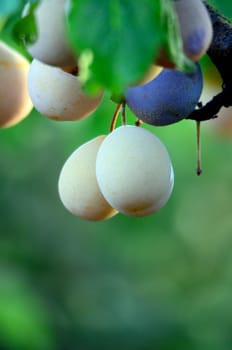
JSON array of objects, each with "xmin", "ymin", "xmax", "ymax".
[
  {"xmin": 25, "ymin": 0, "xmax": 76, "ymax": 67},
  {"xmin": 174, "ymin": 0, "xmax": 213, "ymax": 61},
  {"xmin": 96, "ymin": 126, "xmax": 174, "ymax": 217},
  {"xmin": 58, "ymin": 136, "xmax": 118, "ymax": 221},
  {"xmin": 0, "ymin": 41, "xmax": 33, "ymax": 128},
  {"xmin": 28, "ymin": 59, "xmax": 104, "ymax": 121}
]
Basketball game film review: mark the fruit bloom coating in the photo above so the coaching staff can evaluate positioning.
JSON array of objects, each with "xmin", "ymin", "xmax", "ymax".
[
  {"xmin": 0, "ymin": 41, "xmax": 33, "ymax": 128},
  {"xmin": 125, "ymin": 63, "xmax": 203, "ymax": 126},
  {"xmin": 58, "ymin": 136, "xmax": 118, "ymax": 221},
  {"xmin": 174, "ymin": 0, "xmax": 213, "ymax": 61},
  {"xmin": 26, "ymin": 0, "xmax": 76, "ymax": 67},
  {"xmin": 28, "ymin": 59, "xmax": 103, "ymax": 121},
  {"xmin": 96, "ymin": 126, "xmax": 174, "ymax": 217}
]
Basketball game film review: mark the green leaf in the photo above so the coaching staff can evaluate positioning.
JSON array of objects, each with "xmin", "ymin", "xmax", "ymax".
[
  {"xmin": 13, "ymin": 3, "xmax": 38, "ymax": 45},
  {"xmin": 0, "ymin": 1, "xmax": 38, "ymax": 53},
  {"xmin": 67, "ymin": 0, "xmax": 165, "ymax": 94}
]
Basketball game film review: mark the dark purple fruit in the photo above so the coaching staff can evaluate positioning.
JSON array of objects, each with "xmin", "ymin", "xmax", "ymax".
[{"xmin": 125, "ymin": 63, "xmax": 203, "ymax": 126}]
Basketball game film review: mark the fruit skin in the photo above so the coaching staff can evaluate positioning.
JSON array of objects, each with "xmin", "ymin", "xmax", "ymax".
[
  {"xmin": 0, "ymin": 41, "xmax": 33, "ymax": 128},
  {"xmin": 28, "ymin": 59, "xmax": 104, "ymax": 121},
  {"xmin": 174, "ymin": 0, "xmax": 213, "ymax": 61},
  {"xmin": 58, "ymin": 136, "xmax": 118, "ymax": 221},
  {"xmin": 96, "ymin": 126, "xmax": 174, "ymax": 217},
  {"xmin": 125, "ymin": 63, "xmax": 203, "ymax": 126},
  {"xmin": 25, "ymin": 0, "xmax": 76, "ymax": 67}
]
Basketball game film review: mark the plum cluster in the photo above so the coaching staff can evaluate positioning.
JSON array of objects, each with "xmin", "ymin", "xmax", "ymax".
[
  {"xmin": 58, "ymin": 126, "xmax": 174, "ymax": 220},
  {"xmin": 0, "ymin": 0, "xmax": 213, "ymax": 129},
  {"xmin": 0, "ymin": 0, "xmax": 104, "ymax": 128},
  {"xmin": 0, "ymin": 0, "xmax": 214, "ymax": 220}
]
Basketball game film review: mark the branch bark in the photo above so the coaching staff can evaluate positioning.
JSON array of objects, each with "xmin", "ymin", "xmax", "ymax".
[{"xmin": 187, "ymin": 2, "xmax": 232, "ymax": 122}]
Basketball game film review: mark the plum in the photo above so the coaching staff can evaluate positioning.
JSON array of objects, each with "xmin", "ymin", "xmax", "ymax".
[
  {"xmin": 28, "ymin": 59, "xmax": 103, "ymax": 121},
  {"xmin": 174, "ymin": 0, "xmax": 213, "ymax": 61},
  {"xmin": 125, "ymin": 63, "xmax": 203, "ymax": 126},
  {"xmin": 96, "ymin": 126, "xmax": 174, "ymax": 217},
  {"xmin": 58, "ymin": 136, "xmax": 118, "ymax": 221},
  {"xmin": 0, "ymin": 41, "xmax": 33, "ymax": 128},
  {"xmin": 25, "ymin": 0, "xmax": 76, "ymax": 67}
]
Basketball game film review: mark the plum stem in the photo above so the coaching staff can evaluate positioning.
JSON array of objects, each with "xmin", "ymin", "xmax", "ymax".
[
  {"xmin": 196, "ymin": 121, "xmax": 203, "ymax": 176},
  {"xmin": 135, "ymin": 119, "xmax": 142, "ymax": 127},
  {"xmin": 121, "ymin": 101, "xmax": 126, "ymax": 125},
  {"xmin": 110, "ymin": 103, "xmax": 122, "ymax": 132}
]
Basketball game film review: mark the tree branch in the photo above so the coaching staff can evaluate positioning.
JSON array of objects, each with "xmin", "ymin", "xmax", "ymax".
[{"xmin": 186, "ymin": 2, "xmax": 232, "ymax": 122}]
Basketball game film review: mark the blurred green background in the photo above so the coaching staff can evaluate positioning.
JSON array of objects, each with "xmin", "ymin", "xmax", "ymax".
[{"xmin": 1, "ymin": 1, "xmax": 232, "ymax": 350}]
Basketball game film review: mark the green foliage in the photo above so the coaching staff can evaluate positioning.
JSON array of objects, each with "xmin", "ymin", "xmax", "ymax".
[
  {"xmin": 67, "ymin": 0, "xmax": 181, "ymax": 94},
  {"xmin": 0, "ymin": 0, "xmax": 38, "ymax": 56},
  {"xmin": 13, "ymin": 2, "xmax": 38, "ymax": 45},
  {"xmin": 3, "ymin": 0, "xmax": 229, "ymax": 94},
  {"xmin": 0, "ymin": 0, "xmax": 231, "ymax": 94},
  {"xmin": 0, "ymin": 0, "xmax": 192, "ymax": 94}
]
